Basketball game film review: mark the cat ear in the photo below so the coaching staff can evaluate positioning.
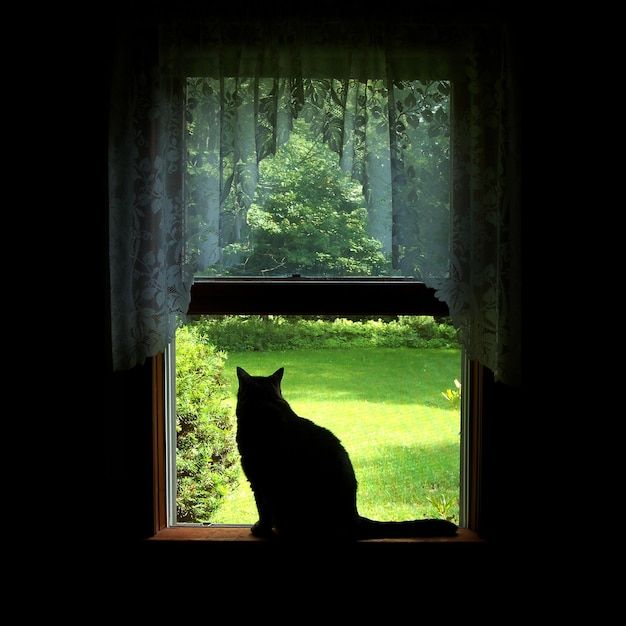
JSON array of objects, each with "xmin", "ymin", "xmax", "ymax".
[
  {"xmin": 237, "ymin": 367, "xmax": 251, "ymax": 381},
  {"xmin": 271, "ymin": 367, "xmax": 284, "ymax": 383}
]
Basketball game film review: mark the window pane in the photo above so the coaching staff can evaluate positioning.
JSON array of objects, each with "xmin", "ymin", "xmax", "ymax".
[
  {"xmin": 174, "ymin": 315, "xmax": 461, "ymax": 525},
  {"xmin": 186, "ymin": 78, "xmax": 450, "ymax": 279}
]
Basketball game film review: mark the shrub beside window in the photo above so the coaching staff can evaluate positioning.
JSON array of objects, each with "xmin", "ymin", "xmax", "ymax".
[{"xmin": 175, "ymin": 325, "xmax": 239, "ymax": 523}]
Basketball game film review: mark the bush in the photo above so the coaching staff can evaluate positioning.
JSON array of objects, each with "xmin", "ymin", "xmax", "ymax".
[
  {"xmin": 193, "ymin": 315, "xmax": 459, "ymax": 352},
  {"xmin": 175, "ymin": 325, "xmax": 239, "ymax": 523}
]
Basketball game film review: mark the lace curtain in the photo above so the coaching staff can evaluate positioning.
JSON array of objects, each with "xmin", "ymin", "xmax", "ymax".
[{"xmin": 108, "ymin": 20, "xmax": 521, "ymax": 385}]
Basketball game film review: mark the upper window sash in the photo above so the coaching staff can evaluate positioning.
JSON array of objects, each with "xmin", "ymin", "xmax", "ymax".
[{"xmin": 187, "ymin": 278, "xmax": 449, "ymax": 316}]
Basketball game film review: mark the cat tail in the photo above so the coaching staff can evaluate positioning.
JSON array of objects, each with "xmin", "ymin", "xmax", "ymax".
[{"xmin": 356, "ymin": 516, "xmax": 458, "ymax": 539}]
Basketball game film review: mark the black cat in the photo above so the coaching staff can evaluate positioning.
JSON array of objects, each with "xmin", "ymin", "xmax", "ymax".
[{"xmin": 236, "ymin": 366, "xmax": 458, "ymax": 540}]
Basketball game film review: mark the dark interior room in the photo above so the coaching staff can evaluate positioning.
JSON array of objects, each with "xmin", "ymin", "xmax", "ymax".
[{"xmin": 99, "ymin": 0, "xmax": 531, "ymax": 592}]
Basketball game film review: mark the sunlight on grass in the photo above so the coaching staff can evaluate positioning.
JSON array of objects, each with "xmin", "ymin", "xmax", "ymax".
[{"xmin": 209, "ymin": 347, "xmax": 461, "ymax": 524}]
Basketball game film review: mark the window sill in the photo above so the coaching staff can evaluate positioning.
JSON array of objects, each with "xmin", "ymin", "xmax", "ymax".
[{"xmin": 149, "ymin": 526, "xmax": 483, "ymax": 543}]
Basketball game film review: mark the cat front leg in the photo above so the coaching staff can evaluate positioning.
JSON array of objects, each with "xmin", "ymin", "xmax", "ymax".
[
  {"xmin": 251, "ymin": 521, "xmax": 274, "ymax": 538},
  {"xmin": 250, "ymin": 488, "xmax": 275, "ymax": 538}
]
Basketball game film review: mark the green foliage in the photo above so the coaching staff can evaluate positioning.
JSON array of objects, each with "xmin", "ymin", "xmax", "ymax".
[
  {"xmin": 302, "ymin": 79, "xmax": 451, "ymax": 279},
  {"xmin": 175, "ymin": 325, "xmax": 239, "ymax": 523},
  {"xmin": 441, "ymin": 379, "xmax": 461, "ymax": 410},
  {"xmin": 192, "ymin": 315, "xmax": 458, "ymax": 352},
  {"xmin": 395, "ymin": 88, "xmax": 450, "ymax": 280},
  {"xmin": 226, "ymin": 119, "xmax": 389, "ymax": 276},
  {"xmin": 186, "ymin": 77, "xmax": 451, "ymax": 280},
  {"xmin": 426, "ymin": 490, "xmax": 458, "ymax": 522}
]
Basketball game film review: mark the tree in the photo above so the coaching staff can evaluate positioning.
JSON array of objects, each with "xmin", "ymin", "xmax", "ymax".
[
  {"xmin": 226, "ymin": 119, "xmax": 389, "ymax": 276},
  {"xmin": 300, "ymin": 78, "xmax": 451, "ymax": 280}
]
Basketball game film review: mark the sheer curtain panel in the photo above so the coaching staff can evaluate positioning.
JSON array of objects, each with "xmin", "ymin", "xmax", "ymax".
[{"xmin": 108, "ymin": 20, "xmax": 521, "ymax": 385}]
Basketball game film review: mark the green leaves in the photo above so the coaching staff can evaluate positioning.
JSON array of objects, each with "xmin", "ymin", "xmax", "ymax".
[
  {"xmin": 175, "ymin": 326, "xmax": 238, "ymax": 523},
  {"xmin": 441, "ymin": 379, "xmax": 461, "ymax": 410},
  {"xmin": 404, "ymin": 93, "xmax": 416, "ymax": 109},
  {"xmin": 194, "ymin": 315, "xmax": 460, "ymax": 352},
  {"xmin": 230, "ymin": 119, "xmax": 389, "ymax": 277},
  {"xmin": 185, "ymin": 75, "xmax": 450, "ymax": 279},
  {"xmin": 437, "ymin": 81, "xmax": 450, "ymax": 96}
]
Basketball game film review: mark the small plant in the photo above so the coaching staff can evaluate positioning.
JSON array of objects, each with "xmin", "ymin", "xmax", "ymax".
[
  {"xmin": 441, "ymin": 378, "xmax": 461, "ymax": 410},
  {"xmin": 426, "ymin": 491, "xmax": 458, "ymax": 523}
]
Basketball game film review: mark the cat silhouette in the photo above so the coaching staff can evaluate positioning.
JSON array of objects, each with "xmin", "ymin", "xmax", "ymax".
[{"xmin": 236, "ymin": 366, "xmax": 458, "ymax": 541}]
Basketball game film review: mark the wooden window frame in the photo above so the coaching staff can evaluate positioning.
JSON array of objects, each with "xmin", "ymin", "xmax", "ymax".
[{"xmin": 149, "ymin": 278, "xmax": 485, "ymax": 543}]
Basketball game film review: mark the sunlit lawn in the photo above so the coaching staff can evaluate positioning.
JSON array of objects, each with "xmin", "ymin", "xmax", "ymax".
[{"xmin": 209, "ymin": 347, "xmax": 461, "ymax": 524}]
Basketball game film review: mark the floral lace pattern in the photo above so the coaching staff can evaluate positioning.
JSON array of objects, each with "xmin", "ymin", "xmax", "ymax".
[
  {"xmin": 108, "ymin": 23, "xmax": 521, "ymax": 385},
  {"xmin": 109, "ymin": 42, "xmax": 192, "ymax": 370},
  {"xmin": 434, "ymin": 32, "xmax": 521, "ymax": 385}
]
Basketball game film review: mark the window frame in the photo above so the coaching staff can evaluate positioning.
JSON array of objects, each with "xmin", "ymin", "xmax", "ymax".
[
  {"xmin": 149, "ymin": 278, "xmax": 485, "ymax": 543},
  {"xmin": 148, "ymin": 60, "xmax": 485, "ymax": 543}
]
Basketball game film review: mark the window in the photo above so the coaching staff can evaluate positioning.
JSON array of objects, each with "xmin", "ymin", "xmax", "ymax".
[
  {"xmin": 152, "ymin": 285, "xmax": 483, "ymax": 541},
  {"xmin": 150, "ymin": 63, "xmax": 485, "ymax": 544},
  {"xmin": 185, "ymin": 77, "xmax": 451, "ymax": 282},
  {"xmin": 173, "ymin": 312, "xmax": 462, "ymax": 525},
  {"xmin": 107, "ymin": 15, "xmax": 519, "ymax": 547}
]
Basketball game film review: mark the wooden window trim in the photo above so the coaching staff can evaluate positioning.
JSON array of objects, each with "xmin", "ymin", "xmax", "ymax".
[
  {"xmin": 462, "ymin": 358, "xmax": 485, "ymax": 533},
  {"xmin": 152, "ymin": 352, "xmax": 168, "ymax": 533},
  {"xmin": 187, "ymin": 278, "xmax": 450, "ymax": 316},
  {"xmin": 149, "ymin": 526, "xmax": 482, "ymax": 542},
  {"xmin": 150, "ymin": 279, "xmax": 486, "ymax": 544}
]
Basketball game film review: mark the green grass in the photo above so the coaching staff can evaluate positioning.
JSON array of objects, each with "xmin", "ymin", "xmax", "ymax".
[{"xmin": 209, "ymin": 347, "xmax": 461, "ymax": 524}]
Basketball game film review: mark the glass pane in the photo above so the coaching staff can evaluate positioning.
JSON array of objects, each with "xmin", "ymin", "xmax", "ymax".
[
  {"xmin": 174, "ymin": 315, "xmax": 461, "ymax": 526},
  {"xmin": 186, "ymin": 78, "xmax": 450, "ymax": 279}
]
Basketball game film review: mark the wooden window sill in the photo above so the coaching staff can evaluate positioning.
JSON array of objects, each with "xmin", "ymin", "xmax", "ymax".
[{"xmin": 149, "ymin": 526, "xmax": 483, "ymax": 543}]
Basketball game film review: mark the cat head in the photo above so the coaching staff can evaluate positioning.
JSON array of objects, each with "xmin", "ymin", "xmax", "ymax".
[{"xmin": 236, "ymin": 367, "xmax": 284, "ymax": 401}]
